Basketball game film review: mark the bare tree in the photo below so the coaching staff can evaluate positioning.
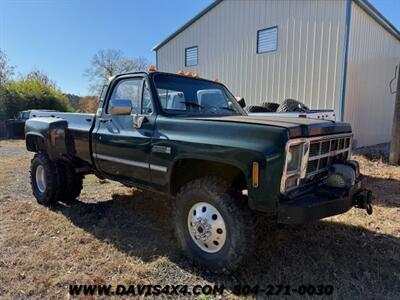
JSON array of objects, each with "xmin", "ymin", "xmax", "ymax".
[
  {"xmin": 84, "ymin": 49, "xmax": 151, "ymax": 94},
  {"xmin": 0, "ymin": 49, "xmax": 16, "ymax": 85},
  {"xmin": 25, "ymin": 69, "xmax": 56, "ymax": 88}
]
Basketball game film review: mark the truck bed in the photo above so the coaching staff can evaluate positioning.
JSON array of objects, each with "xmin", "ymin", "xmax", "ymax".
[
  {"xmin": 26, "ymin": 111, "xmax": 95, "ymax": 165},
  {"xmin": 248, "ymin": 109, "xmax": 336, "ymax": 121}
]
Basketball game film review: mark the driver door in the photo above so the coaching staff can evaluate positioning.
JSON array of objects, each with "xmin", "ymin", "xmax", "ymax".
[{"xmin": 93, "ymin": 76, "xmax": 155, "ymax": 185}]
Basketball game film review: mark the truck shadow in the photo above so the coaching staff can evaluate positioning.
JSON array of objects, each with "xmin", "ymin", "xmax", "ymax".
[
  {"xmin": 53, "ymin": 189, "xmax": 400, "ymax": 296},
  {"xmin": 363, "ymin": 175, "xmax": 400, "ymax": 208}
]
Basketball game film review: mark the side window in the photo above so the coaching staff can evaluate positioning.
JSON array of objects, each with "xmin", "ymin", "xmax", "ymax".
[
  {"xmin": 142, "ymin": 82, "xmax": 153, "ymax": 114},
  {"xmin": 108, "ymin": 78, "xmax": 142, "ymax": 114}
]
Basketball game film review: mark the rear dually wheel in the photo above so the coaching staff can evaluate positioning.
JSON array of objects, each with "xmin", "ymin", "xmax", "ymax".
[
  {"xmin": 31, "ymin": 153, "xmax": 59, "ymax": 206},
  {"xmin": 30, "ymin": 153, "xmax": 84, "ymax": 206}
]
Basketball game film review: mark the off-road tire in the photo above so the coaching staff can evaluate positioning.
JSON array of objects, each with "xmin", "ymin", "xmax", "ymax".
[
  {"xmin": 31, "ymin": 154, "xmax": 83, "ymax": 205},
  {"xmin": 246, "ymin": 105, "xmax": 271, "ymax": 113},
  {"xmin": 261, "ymin": 102, "xmax": 280, "ymax": 112},
  {"xmin": 31, "ymin": 153, "xmax": 61, "ymax": 206},
  {"xmin": 57, "ymin": 162, "xmax": 84, "ymax": 203},
  {"xmin": 174, "ymin": 177, "xmax": 255, "ymax": 272},
  {"xmin": 277, "ymin": 98, "xmax": 309, "ymax": 112}
]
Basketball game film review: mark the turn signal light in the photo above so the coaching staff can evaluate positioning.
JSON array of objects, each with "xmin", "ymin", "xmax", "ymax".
[
  {"xmin": 148, "ymin": 65, "xmax": 156, "ymax": 71},
  {"xmin": 177, "ymin": 69, "xmax": 185, "ymax": 75},
  {"xmin": 214, "ymin": 78, "xmax": 219, "ymax": 83},
  {"xmin": 252, "ymin": 162, "xmax": 259, "ymax": 188},
  {"xmin": 194, "ymin": 72, "xmax": 200, "ymax": 79},
  {"xmin": 186, "ymin": 70, "xmax": 193, "ymax": 77}
]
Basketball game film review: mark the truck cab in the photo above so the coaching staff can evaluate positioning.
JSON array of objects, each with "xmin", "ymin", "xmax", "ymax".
[{"xmin": 24, "ymin": 70, "xmax": 373, "ymax": 271}]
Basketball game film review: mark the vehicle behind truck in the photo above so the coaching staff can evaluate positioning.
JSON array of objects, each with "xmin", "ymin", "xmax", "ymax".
[
  {"xmin": 24, "ymin": 70, "xmax": 373, "ymax": 271},
  {"xmin": 6, "ymin": 110, "xmax": 55, "ymax": 139}
]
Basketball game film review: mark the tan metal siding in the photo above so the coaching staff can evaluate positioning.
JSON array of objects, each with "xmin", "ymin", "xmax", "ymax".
[
  {"xmin": 344, "ymin": 3, "xmax": 400, "ymax": 147},
  {"xmin": 157, "ymin": 0, "xmax": 347, "ymax": 112}
]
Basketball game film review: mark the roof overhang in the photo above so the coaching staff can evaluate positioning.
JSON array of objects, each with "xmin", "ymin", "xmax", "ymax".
[
  {"xmin": 152, "ymin": 0, "xmax": 223, "ymax": 51},
  {"xmin": 354, "ymin": 0, "xmax": 400, "ymax": 42}
]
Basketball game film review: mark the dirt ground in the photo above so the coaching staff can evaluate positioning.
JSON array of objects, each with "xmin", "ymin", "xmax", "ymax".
[{"xmin": 0, "ymin": 140, "xmax": 399, "ymax": 299}]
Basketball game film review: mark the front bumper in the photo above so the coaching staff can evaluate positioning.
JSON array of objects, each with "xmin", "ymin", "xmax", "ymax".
[{"xmin": 277, "ymin": 175, "xmax": 372, "ymax": 224}]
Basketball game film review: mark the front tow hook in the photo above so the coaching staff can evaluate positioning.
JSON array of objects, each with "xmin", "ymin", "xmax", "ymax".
[{"xmin": 353, "ymin": 189, "xmax": 373, "ymax": 215}]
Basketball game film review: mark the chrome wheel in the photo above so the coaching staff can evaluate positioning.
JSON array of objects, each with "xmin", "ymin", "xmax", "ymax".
[
  {"xmin": 35, "ymin": 165, "xmax": 46, "ymax": 193},
  {"xmin": 187, "ymin": 202, "xmax": 227, "ymax": 253}
]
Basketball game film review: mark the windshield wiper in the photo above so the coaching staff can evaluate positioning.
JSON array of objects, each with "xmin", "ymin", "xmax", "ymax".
[
  {"xmin": 218, "ymin": 106, "xmax": 236, "ymax": 112},
  {"xmin": 178, "ymin": 101, "xmax": 225, "ymax": 115},
  {"xmin": 180, "ymin": 101, "xmax": 204, "ymax": 108}
]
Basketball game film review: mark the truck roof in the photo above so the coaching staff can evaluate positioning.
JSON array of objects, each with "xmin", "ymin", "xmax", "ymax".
[{"xmin": 109, "ymin": 71, "xmax": 224, "ymax": 86}]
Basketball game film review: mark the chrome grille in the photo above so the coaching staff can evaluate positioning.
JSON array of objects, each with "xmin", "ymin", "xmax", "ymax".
[
  {"xmin": 321, "ymin": 141, "xmax": 330, "ymax": 154},
  {"xmin": 309, "ymin": 143, "xmax": 320, "ymax": 157},
  {"xmin": 306, "ymin": 135, "xmax": 352, "ymax": 177},
  {"xmin": 280, "ymin": 133, "xmax": 353, "ymax": 193}
]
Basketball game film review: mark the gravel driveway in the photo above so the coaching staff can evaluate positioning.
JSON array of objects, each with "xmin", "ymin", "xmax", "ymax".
[{"xmin": 0, "ymin": 140, "xmax": 399, "ymax": 299}]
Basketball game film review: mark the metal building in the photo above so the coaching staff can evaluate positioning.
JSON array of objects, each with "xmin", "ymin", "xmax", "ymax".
[{"xmin": 154, "ymin": 0, "xmax": 400, "ymax": 147}]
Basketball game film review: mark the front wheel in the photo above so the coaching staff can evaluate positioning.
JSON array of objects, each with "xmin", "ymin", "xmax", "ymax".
[{"xmin": 174, "ymin": 177, "xmax": 255, "ymax": 271}]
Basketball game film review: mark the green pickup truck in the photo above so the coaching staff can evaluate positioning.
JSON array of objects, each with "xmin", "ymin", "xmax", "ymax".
[{"xmin": 25, "ymin": 71, "xmax": 373, "ymax": 271}]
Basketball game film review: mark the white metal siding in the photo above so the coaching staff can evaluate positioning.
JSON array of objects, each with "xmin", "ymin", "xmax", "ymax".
[
  {"xmin": 344, "ymin": 3, "xmax": 400, "ymax": 147},
  {"xmin": 157, "ymin": 0, "xmax": 347, "ymax": 112}
]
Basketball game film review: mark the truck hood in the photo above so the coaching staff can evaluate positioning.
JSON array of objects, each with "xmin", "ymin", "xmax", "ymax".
[{"xmin": 191, "ymin": 115, "xmax": 351, "ymax": 138}]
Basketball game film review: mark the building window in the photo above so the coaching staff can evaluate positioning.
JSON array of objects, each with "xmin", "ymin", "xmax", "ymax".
[
  {"xmin": 257, "ymin": 26, "xmax": 278, "ymax": 53},
  {"xmin": 185, "ymin": 46, "xmax": 198, "ymax": 66}
]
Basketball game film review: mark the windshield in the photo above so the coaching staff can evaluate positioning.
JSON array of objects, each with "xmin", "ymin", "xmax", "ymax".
[
  {"xmin": 18, "ymin": 111, "xmax": 29, "ymax": 119},
  {"xmin": 153, "ymin": 74, "xmax": 245, "ymax": 117}
]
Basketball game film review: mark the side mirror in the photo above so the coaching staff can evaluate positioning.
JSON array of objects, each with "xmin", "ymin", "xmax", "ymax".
[
  {"xmin": 236, "ymin": 97, "xmax": 246, "ymax": 108},
  {"xmin": 109, "ymin": 99, "xmax": 132, "ymax": 115}
]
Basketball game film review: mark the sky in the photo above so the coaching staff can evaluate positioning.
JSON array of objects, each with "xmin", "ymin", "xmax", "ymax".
[{"xmin": 1, "ymin": 0, "xmax": 399, "ymax": 96}]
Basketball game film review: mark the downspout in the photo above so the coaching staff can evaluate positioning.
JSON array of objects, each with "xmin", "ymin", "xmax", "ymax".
[
  {"xmin": 155, "ymin": 50, "xmax": 159, "ymax": 70},
  {"xmin": 339, "ymin": 0, "xmax": 352, "ymax": 121}
]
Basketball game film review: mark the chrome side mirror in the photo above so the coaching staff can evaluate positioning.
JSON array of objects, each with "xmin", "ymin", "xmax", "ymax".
[{"xmin": 109, "ymin": 99, "xmax": 132, "ymax": 115}]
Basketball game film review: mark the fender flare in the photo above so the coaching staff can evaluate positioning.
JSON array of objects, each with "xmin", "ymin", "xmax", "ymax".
[
  {"xmin": 167, "ymin": 153, "xmax": 253, "ymax": 195},
  {"xmin": 25, "ymin": 132, "xmax": 46, "ymax": 152},
  {"xmin": 25, "ymin": 118, "xmax": 69, "ymax": 160}
]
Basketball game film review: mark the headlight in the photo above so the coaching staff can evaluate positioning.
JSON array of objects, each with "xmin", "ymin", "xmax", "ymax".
[
  {"xmin": 286, "ymin": 150, "xmax": 292, "ymax": 164},
  {"xmin": 281, "ymin": 140, "xmax": 310, "ymax": 193},
  {"xmin": 287, "ymin": 144, "xmax": 302, "ymax": 172}
]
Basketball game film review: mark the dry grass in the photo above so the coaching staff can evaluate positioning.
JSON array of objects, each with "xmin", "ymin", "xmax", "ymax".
[{"xmin": 0, "ymin": 140, "xmax": 399, "ymax": 299}]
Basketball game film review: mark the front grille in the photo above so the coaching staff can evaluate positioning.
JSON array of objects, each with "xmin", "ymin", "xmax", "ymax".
[
  {"xmin": 306, "ymin": 160, "xmax": 318, "ymax": 173},
  {"xmin": 281, "ymin": 133, "xmax": 352, "ymax": 193},
  {"xmin": 306, "ymin": 135, "xmax": 352, "ymax": 177},
  {"xmin": 309, "ymin": 143, "xmax": 320, "ymax": 157},
  {"xmin": 321, "ymin": 141, "xmax": 330, "ymax": 154}
]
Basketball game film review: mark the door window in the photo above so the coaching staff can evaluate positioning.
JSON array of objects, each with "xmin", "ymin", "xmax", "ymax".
[
  {"xmin": 108, "ymin": 78, "xmax": 142, "ymax": 114},
  {"xmin": 142, "ymin": 82, "xmax": 153, "ymax": 114}
]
